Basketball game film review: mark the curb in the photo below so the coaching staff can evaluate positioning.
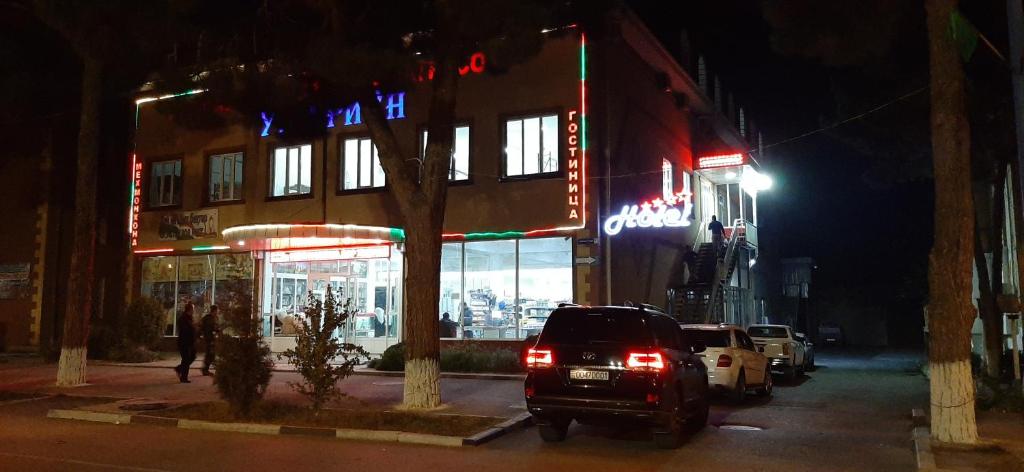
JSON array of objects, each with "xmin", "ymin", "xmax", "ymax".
[
  {"xmin": 91, "ymin": 362, "xmax": 526, "ymax": 381},
  {"xmin": 913, "ymin": 426, "xmax": 937, "ymax": 471},
  {"xmin": 463, "ymin": 412, "xmax": 534, "ymax": 446},
  {"xmin": 47, "ymin": 408, "xmax": 528, "ymax": 448}
]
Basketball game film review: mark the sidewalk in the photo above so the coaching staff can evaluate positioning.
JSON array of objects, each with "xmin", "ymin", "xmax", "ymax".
[
  {"xmin": 979, "ymin": 409, "xmax": 1024, "ymax": 464},
  {"xmin": 0, "ymin": 358, "xmax": 525, "ymax": 419}
]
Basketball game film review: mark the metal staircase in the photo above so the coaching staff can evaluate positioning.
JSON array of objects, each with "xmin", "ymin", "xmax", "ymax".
[{"xmin": 670, "ymin": 219, "xmax": 742, "ymax": 324}]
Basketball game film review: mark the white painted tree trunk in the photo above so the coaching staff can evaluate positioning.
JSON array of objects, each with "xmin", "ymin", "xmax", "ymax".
[
  {"xmin": 403, "ymin": 357, "xmax": 441, "ymax": 409},
  {"xmin": 929, "ymin": 359, "xmax": 978, "ymax": 444},
  {"xmin": 56, "ymin": 347, "xmax": 87, "ymax": 387}
]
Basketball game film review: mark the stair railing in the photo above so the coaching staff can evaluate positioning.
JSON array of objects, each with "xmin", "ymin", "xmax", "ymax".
[{"xmin": 703, "ymin": 219, "xmax": 742, "ymax": 323}]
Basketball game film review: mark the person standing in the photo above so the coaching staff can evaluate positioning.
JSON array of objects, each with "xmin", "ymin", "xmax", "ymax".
[
  {"xmin": 199, "ymin": 305, "xmax": 220, "ymax": 376},
  {"xmin": 174, "ymin": 302, "xmax": 197, "ymax": 383},
  {"xmin": 708, "ymin": 215, "xmax": 725, "ymax": 257},
  {"xmin": 439, "ymin": 312, "xmax": 457, "ymax": 338},
  {"xmin": 460, "ymin": 302, "xmax": 474, "ymax": 339}
]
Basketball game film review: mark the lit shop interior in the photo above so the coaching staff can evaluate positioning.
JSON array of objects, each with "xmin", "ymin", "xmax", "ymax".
[{"xmin": 439, "ymin": 237, "xmax": 573, "ymax": 340}]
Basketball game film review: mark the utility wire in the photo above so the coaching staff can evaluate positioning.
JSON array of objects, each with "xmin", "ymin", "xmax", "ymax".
[{"xmin": 754, "ymin": 85, "xmax": 929, "ymax": 154}]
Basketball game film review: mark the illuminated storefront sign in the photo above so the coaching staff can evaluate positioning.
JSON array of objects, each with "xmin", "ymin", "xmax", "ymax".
[
  {"xmin": 129, "ymin": 155, "xmax": 143, "ymax": 247},
  {"xmin": 567, "ymin": 109, "xmax": 581, "ymax": 221},
  {"xmin": 603, "ymin": 191, "xmax": 693, "ymax": 236},
  {"xmin": 261, "ymin": 91, "xmax": 407, "ymax": 137},
  {"xmin": 697, "ymin": 153, "xmax": 746, "ymax": 169}
]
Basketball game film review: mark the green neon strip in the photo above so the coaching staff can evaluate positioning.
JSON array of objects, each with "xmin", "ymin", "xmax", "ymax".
[
  {"xmin": 192, "ymin": 246, "xmax": 224, "ymax": 251},
  {"xmin": 390, "ymin": 228, "xmax": 406, "ymax": 242},
  {"xmin": 462, "ymin": 231, "xmax": 526, "ymax": 241}
]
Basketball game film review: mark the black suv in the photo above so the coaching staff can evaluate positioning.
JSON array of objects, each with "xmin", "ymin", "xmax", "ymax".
[{"xmin": 524, "ymin": 306, "xmax": 709, "ymax": 448}]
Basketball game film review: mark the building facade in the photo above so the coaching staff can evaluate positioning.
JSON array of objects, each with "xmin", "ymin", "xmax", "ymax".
[{"xmin": 129, "ymin": 12, "xmax": 770, "ymax": 354}]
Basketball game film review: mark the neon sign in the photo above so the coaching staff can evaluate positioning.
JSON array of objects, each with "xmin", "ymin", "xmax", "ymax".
[
  {"xmin": 261, "ymin": 91, "xmax": 407, "ymax": 137},
  {"xmin": 418, "ymin": 52, "xmax": 487, "ymax": 81},
  {"xmin": 130, "ymin": 156, "xmax": 143, "ymax": 247},
  {"xmin": 697, "ymin": 153, "xmax": 745, "ymax": 169},
  {"xmin": 567, "ymin": 109, "xmax": 581, "ymax": 220},
  {"xmin": 603, "ymin": 191, "xmax": 693, "ymax": 236}
]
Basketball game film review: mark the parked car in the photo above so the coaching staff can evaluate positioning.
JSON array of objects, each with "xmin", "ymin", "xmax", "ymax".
[
  {"xmin": 524, "ymin": 305, "xmax": 710, "ymax": 449},
  {"xmin": 818, "ymin": 323, "xmax": 844, "ymax": 347},
  {"xmin": 794, "ymin": 332, "xmax": 815, "ymax": 371},
  {"xmin": 747, "ymin": 324, "xmax": 807, "ymax": 381},
  {"xmin": 681, "ymin": 324, "xmax": 772, "ymax": 402}
]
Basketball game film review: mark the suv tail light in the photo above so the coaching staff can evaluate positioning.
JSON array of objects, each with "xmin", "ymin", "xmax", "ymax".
[
  {"xmin": 782, "ymin": 343, "xmax": 791, "ymax": 355},
  {"xmin": 526, "ymin": 348, "xmax": 554, "ymax": 368},
  {"xmin": 716, "ymin": 354, "xmax": 733, "ymax": 368},
  {"xmin": 626, "ymin": 351, "xmax": 665, "ymax": 372}
]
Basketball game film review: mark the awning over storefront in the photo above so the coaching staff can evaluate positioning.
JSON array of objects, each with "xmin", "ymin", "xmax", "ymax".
[{"xmin": 221, "ymin": 223, "xmax": 405, "ymax": 251}]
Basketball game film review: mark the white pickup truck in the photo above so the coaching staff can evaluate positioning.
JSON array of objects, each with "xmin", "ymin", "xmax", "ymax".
[{"xmin": 747, "ymin": 324, "xmax": 807, "ymax": 381}]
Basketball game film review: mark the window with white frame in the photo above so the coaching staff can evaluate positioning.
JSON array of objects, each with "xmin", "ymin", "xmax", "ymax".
[
  {"xmin": 662, "ymin": 159, "xmax": 674, "ymax": 199},
  {"xmin": 271, "ymin": 144, "xmax": 312, "ymax": 197},
  {"xmin": 504, "ymin": 113, "xmax": 558, "ymax": 177},
  {"xmin": 682, "ymin": 170, "xmax": 692, "ymax": 195},
  {"xmin": 342, "ymin": 137, "xmax": 386, "ymax": 190},
  {"xmin": 421, "ymin": 126, "xmax": 470, "ymax": 181},
  {"xmin": 209, "ymin": 152, "xmax": 243, "ymax": 202},
  {"xmin": 150, "ymin": 159, "xmax": 182, "ymax": 207}
]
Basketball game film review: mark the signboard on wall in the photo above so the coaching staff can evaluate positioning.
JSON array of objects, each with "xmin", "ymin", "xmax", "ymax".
[
  {"xmin": 0, "ymin": 263, "xmax": 31, "ymax": 299},
  {"xmin": 159, "ymin": 209, "xmax": 219, "ymax": 241}
]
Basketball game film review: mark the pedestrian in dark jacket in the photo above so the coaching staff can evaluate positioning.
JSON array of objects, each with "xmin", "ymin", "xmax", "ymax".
[
  {"xmin": 174, "ymin": 303, "xmax": 197, "ymax": 383},
  {"xmin": 200, "ymin": 305, "xmax": 220, "ymax": 376}
]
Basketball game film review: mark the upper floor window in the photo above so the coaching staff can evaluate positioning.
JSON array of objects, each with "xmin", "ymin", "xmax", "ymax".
[
  {"xmin": 341, "ymin": 137, "xmax": 385, "ymax": 190},
  {"xmin": 662, "ymin": 159, "xmax": 674, "ymax": 200},
  {"xmin": 682, "ymin": 170, "xmax": 692, "ymax": 195},
  {"xmin": 271, "ymin": 144, "xmax": 312, "ymax": 197},
  {"xmin": 504, "ymin": 113, "xmax": 558, "ymax": 178},
  {"xmin": 150, "ymin": 159, "xmax": 181, "ymax": 207},
  {"xmin": 421, "ymin": 125, "xmax": 470, "ymax": 181},
  {"xmin": 209, "ymin": 152, "xmax": 243, "ymax": 202}
]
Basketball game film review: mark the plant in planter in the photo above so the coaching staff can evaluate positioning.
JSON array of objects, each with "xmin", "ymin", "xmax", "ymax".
[{"xmin": 282, "ymin": 287, "xmax": 368, "ymax": 412}]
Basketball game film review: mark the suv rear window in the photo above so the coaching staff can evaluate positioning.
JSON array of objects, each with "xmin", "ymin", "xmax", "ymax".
[
  {"xmin": 681, "ymin": 329, "xmax": 730, "ymax": 347},
  {"xmin": 539, "ymin": 309, "xmax": 652, "ymax": 345},
  {"xmin": 748, "ymin": 326, "xmax": 788, "ymax": 338}
]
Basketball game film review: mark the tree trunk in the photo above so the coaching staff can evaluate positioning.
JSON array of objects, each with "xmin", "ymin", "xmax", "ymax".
[
  {"xmin": 975, "ymin": 165, "xmax": 1007, "ymax": 379},
  {"xmin": 925, "ymin": 0, "xmax": 978, "ymax": 444},
  {"xmin": 400, "ymin": 212, "xmax": 444, "ymax": 408},
  {"xmin": 56, "ymin": 58, "xmax": 102, "ymax": 387}
]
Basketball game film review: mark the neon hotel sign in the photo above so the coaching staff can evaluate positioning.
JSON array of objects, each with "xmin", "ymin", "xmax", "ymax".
[
  {"xmin": 604, "ymin": 191, "xmax": 693, "ymax": 236},
  {"xmin": 260, "ymin": 53, "xmax": 487, "ymax": 137}
]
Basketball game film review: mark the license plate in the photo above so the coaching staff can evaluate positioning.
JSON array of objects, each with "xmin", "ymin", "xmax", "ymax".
[{"xmin": 569, "ymin": 369, "xmax": 609, "ymax": 381}]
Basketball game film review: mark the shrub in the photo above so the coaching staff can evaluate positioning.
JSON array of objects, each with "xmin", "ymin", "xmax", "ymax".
[
  {"xmin": 374, "ymin": 342, "xmax": 406, "ymax": 371},
  {"xmin": 212, "ymin": 281, "xmax": 274, "ymax": 418},
  {"xmin": 441, "ymin": 347, "xmax": 522, "ymax": 373},
  {"xmin": 214, "ymin": 331, "xmax": 274, "ymax": 418},
  {"xmin": 123, "ymin": 297, "xmax": 164, "ymax": 349},
  {"xmin": 282, "ymin": 288, "xmax": 368, "ymax": 411}
]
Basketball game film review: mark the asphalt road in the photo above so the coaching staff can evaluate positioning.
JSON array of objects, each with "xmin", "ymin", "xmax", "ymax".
[{"xmin": 0, "ymin": 350, "xmax": 926, "ymax": 472}]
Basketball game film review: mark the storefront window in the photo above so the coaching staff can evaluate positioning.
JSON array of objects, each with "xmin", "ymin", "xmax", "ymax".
[
  {"xmin": 178, "ymin": 255, "xmax": 214, "ymax": 323},
  {"xmin": 439, "ymin": 243, "xmax": 463, "ymax": 338},
  {"xmin": 141, "ymin": 256, "xmax": 178, "ymax": 336},
  {"xmin": 140, "ymin": 253, "xmax": 253, "ymax": 336},
  {"xmin": 214, "ymin": 253, "xmax": 254, "ymax": 333},
  {"xmin": 518, "ymin": 237, "xmax": 573, "ymax": 338},
  {"xmin": 463, "ymin": 240, "xmax": 516, "ymax": 339},
  {"xmin": 263, "ymin": 247, "xmax": 403, "ymax": 351},
  {"xmin": 439, "ymin": 237, "xmax": 572, "ymax": 340}
]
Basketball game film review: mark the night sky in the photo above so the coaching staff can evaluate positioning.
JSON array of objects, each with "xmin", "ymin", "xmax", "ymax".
[{"xmin": 630, "ymin": 0, "xmax": 957, "ymax": 343}]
